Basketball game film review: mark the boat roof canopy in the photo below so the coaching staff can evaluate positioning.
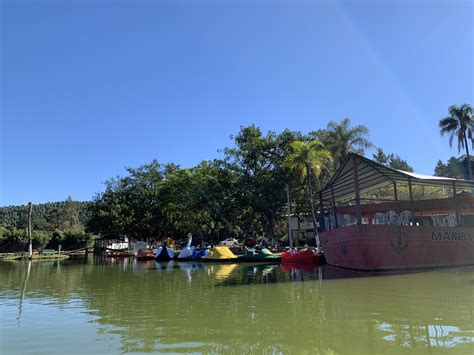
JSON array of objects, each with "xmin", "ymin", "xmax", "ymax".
[{"xmin": 319, "ymin": 153, "xmax": 474, "ymax": 203}]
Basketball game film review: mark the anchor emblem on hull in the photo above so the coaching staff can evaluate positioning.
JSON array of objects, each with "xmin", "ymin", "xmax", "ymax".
[
  {"xmin": 338, "ymin": 241, "xmax": 348, "ymax": 256},
  {"xmin": 335, "ymin": 231, "xmax": 348, "ymax": 256},
  {"xmin": 391, "ymin": 226, "xmax": 408, "ymax": 254}
]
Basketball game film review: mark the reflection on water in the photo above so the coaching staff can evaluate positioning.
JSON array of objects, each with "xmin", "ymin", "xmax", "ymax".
[
  {"xmin": 0, "ymin": 257, "xmax": 473, "ymax": 354},
  {"xmin": 379, "ymin": 322, "xmax": 470, "ymax": 349}
]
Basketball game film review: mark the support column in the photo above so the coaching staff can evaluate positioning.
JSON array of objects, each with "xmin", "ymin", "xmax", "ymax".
[
  {"xmin": 408, "ymin": 178, "xmax": 415, "ymax": 224},
  {"xmin": 452, "ymin": 180, "xmax": 460, "ymax": 226},
  {"xmin": 319, "ymin": 192, "xmax": 325, "ymax": 231},
  {"xmin": 331, "ymin": 187, "xmax": 338, "ymax": 228},
  {"xmin": 393, "ymin": 182, "xmax": 400, "ymax": 213},
  {"xmin": 352, "ymin": 155, "xmax": 362, "ymax": 225}
]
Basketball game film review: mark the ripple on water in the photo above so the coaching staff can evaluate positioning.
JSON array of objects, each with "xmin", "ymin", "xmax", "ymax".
[{"xmin": 1, "ymin": 260, "xmax": 473, "ymax": 354}]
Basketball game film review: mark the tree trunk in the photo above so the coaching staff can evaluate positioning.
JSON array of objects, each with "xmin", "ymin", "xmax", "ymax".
[
  {"xmin": 306, "ymin": 166, "xmax": 321, "ymax": 252},
  {"xmin": 264, "ymin": 211, "xmax": 274, "ymax": 243},
  {"xmin": 464, "ymin": 133, "xmax": 473, "ymax": 180},
  {"xmin": 209, "ymin": 225, "xmax": 216, "ymax": 244}
]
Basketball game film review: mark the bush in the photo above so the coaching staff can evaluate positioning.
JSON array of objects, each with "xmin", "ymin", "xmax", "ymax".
[
  {"xmin": 0, "ymin": 226, "xmax": 94, "ymax": 253},
  {"xmin": 0, "ymin": 227, "xmax": 28, "ymax": 252},
  {"xmin": 32, "ymin": 230, "xmax": 51, "ymax": 251},
  {"xmin": 0, "ymin": 227, "xmax": 53, "ymax": 252},
  {"xmin": 47, "ymin": 228, "xmax": 92, "ymax": 250}
]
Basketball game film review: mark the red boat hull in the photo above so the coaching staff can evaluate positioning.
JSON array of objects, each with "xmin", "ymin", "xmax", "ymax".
[
  {"xmin": 281, "ymin": 249, "xmax": 325, "ymax": 265},
  {"xmin": 321, "ymin": 225, "xmax": 474, "ymax": 270}
]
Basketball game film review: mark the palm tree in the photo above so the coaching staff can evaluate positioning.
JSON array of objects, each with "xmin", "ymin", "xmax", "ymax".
[
  {"xmin": 285, "ymin": 140, "xmax": 331, "ymax": 252},
  {"xmin": 439, "ymin": 104, "xmax": 474, "ymax": 180},
  {"xmin": 314, "ymin": 118, "xmax": 372, "ymax": 168}
]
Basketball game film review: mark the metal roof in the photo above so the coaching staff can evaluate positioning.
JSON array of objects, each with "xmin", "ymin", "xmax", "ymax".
[{"xmin": 319, "ymin": 153, "xmax": 474, "ymax": 203}]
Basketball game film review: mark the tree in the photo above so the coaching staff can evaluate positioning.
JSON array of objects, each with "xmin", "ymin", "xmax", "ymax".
[
  {"xmin": 159, "ymin": 164, "xmax": 230, "ymax": 239},
  {"xmin": 285, "ymin": 140, "xmax": 331, "ymax": 252},
  {"xmin": 63, "ymin": 196, "xmax": 82, "ymax": 229},
  {"xmin": 312, "ymin": 118, "xmax": 372, "ymax": 169},
  {"xmin": 387, "ymin": 155, "xmax": 413, "ymax": 172},
  {"xmin": 87, "ymin": 160, "xmax": 167, "ymax": 242},
  {"xmin": 373, "ymin": 148, "xmax": 389, "ymax": 166},
  {"xmin": 434, "ymin": 160, "xmax": 449, "ymax": 177},
  {"xmin": 373, "ymin": 148, "xmax": 414, "ymax": 172},
  {"xmin": 439, "ymin": 103, "xmax": 474, "ymax": 180},
  {"xmin": 223, "ymin": 125, "xmax": 300, "ymax": 238},
  {"xmin": 447, "ymin": 157, "xmax": 463, "ymax": 179},
  {"xmin": 190, "ymin": 161, "xmax": 231, "ymax": 238},
  {"xmin": 434, "ymin": 157, "xmax": 463, "ymax": 179}
]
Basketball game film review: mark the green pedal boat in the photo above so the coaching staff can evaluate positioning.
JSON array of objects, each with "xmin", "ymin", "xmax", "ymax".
[{"xmin": 239, "ymin": 247, "xmax": 281, "ymax": 262}]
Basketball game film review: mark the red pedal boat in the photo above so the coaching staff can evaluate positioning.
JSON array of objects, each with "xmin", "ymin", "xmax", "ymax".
[{"xmin": 281, "ymin": 248, "xmax": 325, "ymax": 265}]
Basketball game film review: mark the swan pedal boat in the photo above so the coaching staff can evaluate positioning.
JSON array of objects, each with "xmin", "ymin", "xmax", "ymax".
[
  {"xmin": 155, "ymin": 242, "xmax": 174, "ymax": 262},
  {"xmin": 176, "ymin": 235, "xmax": 210, "ymax": 261}
]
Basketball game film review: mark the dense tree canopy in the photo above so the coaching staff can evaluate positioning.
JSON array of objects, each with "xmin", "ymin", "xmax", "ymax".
[
  {"xmin": 85, "ymin": 126, "xmax": 304, "ymax": 243},
  {"xmin": 83, "ymin": 125, "xmax": 341, "ymax": 244}
]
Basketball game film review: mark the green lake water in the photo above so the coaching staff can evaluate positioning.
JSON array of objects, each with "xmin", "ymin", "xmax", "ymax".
[{"xmin": 0, "ymin": 258, "xmax": 473, "ymax": 354}]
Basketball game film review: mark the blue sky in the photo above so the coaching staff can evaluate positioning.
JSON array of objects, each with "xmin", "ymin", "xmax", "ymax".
[{"xmin": 1, "ymin": 0, "xmax": 472, "ymax": 206}]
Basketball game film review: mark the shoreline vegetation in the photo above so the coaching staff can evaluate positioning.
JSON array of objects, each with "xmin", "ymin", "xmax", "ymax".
[{"xmin": 1, "ymin": 105, "xmax": 473, "ymax": 254}]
